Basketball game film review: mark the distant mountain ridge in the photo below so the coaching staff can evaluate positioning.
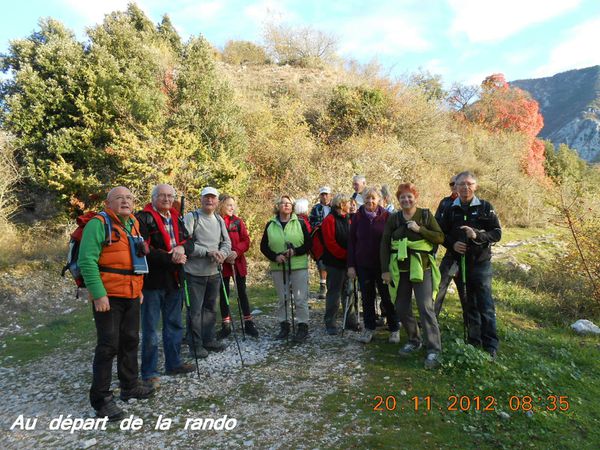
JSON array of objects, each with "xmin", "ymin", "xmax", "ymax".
[{"xmin": 511, "ymin": 65, "xmax": 600, "ymax": 162}]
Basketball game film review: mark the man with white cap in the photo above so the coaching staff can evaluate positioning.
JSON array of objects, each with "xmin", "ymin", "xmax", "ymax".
[
  {"xmin": 309, "ymin": 186, "xmax": 332, "ymax": 299},
  {"xmin": 183, "ymin": 187, "xmax": 232, "ymax": 357}
]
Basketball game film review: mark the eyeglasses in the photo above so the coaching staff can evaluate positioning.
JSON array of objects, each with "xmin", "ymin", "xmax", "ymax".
[
  {"xmin": 280, "ymin": 202, "xmax": 293, "ymax": 206},
  {"xmin": 457, "ymin": 182, "xmax": 476, "ymax": 187},
  {"xmin": 157, "ymin": 193, "xmax": 175, "ymax": 200}
]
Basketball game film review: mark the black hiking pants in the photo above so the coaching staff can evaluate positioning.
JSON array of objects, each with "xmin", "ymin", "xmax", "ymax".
[{"xmin": 90, "ymin": 296, "xmax": 140, "ymax": 410}]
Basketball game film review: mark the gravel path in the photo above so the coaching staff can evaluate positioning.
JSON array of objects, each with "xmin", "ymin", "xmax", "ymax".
[{"xmin": 1, "ymin": 290, "xmax": 368, "ymax": 449}]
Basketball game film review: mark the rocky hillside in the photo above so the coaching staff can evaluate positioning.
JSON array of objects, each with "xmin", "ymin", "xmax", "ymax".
[{"xmin": 511, "ymin": 65, "xmax": 600, "ymax": 162}]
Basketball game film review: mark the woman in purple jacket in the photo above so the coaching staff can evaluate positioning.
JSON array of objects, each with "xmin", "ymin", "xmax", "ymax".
[{"xmin": 347, "ymin": 187, "xmax": 400, "ymax": 344}]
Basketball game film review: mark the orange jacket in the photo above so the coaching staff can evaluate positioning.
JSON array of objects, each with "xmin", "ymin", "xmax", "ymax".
[{"xmin": 97, "ymin": 209, "xmax": 144, "ymax": 299}]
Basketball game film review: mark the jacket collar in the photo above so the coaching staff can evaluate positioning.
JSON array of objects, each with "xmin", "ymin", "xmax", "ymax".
[{"xmin": 452, "ymin": 196, "xmax": 481, "ymax": 208}]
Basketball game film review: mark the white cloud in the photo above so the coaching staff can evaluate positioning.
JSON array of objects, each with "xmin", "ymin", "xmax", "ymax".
[
  {"xmin": 60, "ymin": 0, "xmax": 132, "ymax": 24},
  {"xmin": 505, "ymin": 49, "xmax": 536, "ymax": 66},
  {"xmin": 337, "ymin": 15, "xmax": 430, "ymax": 58},
  {"xmin": 462, "ymin": 70, "xmax": 495, "ymax": 86},
  {"xmin": 244, "ymin": 0, "xmax": 295, "ymax": 24},
  {"xmin": 171, "ymin": 1, "xmax": 225, "ymax": 23},
  {"xmin": 422, "ymin": 59, "xmax": 449, "ymax": 77},
  {"xmin": 533, "ymin": 17, "xmax": 600, "ymax": 77},
  {"xmin": 448, "ymin": 0, "xmax": 581, "ymax": 42}
]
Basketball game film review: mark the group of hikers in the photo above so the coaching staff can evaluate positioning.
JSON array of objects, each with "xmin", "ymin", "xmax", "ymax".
[{"xmin": 77, "ymin": 170, "xmax": 501, "ymax": 421}]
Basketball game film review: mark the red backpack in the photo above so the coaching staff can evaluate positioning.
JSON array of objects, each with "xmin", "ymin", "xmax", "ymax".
[{"xmin": 309, "ymin": 226, "xmax": 325, "ymax": 261}]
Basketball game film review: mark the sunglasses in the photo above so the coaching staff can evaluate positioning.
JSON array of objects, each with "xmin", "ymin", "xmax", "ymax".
[{"xmin": 449, "ymin": 182, "xmax": 455, "ymax": 187}]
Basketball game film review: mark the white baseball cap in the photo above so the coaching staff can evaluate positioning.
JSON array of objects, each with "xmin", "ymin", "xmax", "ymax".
[
  {"xmin": 319, "ymin": 186, "xmax": 331, "ymax": 194},
  {"xmin": 201, "ymin": 186, "xmax": 219, "ymax": 197}
]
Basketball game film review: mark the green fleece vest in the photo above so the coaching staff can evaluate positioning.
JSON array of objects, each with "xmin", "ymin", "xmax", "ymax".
[
  {"xmin": 266, "ymin": 214, "xmax": 308, "ymax": 271},
  {"xmin": 388, "ymin": 238, "xmax": 441, "ymax": 302}
]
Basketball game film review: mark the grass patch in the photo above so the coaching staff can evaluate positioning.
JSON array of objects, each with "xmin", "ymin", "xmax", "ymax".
[
  {"xmin": 320, "ymin": 279, "xmax": 600, "ymax": 449},
  {"xmin": 0, "ymin": 307, "xmax": 94, "ymax": 366}
]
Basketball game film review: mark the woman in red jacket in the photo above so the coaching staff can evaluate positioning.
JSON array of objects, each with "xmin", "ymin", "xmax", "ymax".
[
  {"xmin": 217, "ymin": 195, "xmax": 258, "ymax": 338},
  {"xmin": 321, "ymin": 193, "xmax": 358, "ymax": 335}
]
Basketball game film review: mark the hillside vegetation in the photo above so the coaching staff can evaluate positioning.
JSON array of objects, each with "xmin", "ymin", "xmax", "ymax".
[{"xmin": 0, "ymin": 4, "xmax": 599, "ymax": 314}]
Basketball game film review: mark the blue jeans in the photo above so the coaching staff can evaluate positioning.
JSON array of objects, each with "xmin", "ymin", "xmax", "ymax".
[
  {"xmin": 141, "ymin": 288, "xmax": 184, "ymax": 379},
  {"xmin": 186, "ymin": 273, "xmax": 220, "ymax": 348},
  {"xmin": 455, "ymin": 260, "xmax": 499, "ymax": 352}
]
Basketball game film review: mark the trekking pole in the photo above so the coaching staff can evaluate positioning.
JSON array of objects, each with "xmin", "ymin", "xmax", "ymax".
[
  {"xmin": 341, "ymin": 278, "xmax": 351, "ymax": 337},
  {"xmin": 182, "ymin": 271, "xmax": 201, "ymax": 378},
  {"xmin": 353, "ymin": 277, "xmax": 360, "ymax": 330},
  {"xmin": 218, "ymin": 264, "xmax": 245, "ymax": 367},
  {"xmin": 230, "ymin": 263, "xmax": 246, "ymax": 341},
  {"xmin": 460, "ymin": 223, "xmax": 469, "ymax": 343},
  {"xmin": 287, "ymin": 244, "xmax": 296, "ymax": 337},
  {"xmin": 281, "ymin": 261, "xmax": 289, "ymax": 344},
  {"xmin": 178, "ymin": 194, "xmax": 201, "ymax": 379}
]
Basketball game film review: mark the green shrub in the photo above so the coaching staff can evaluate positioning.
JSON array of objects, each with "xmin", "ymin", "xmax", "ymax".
[{"xmin": 222, "ymin": 40, "xmax": 269, "ymax": 65}]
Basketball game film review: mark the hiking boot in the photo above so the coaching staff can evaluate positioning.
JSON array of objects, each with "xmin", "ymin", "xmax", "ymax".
[
  {"xmin": 143, "ymin": 377, "xmax": 160, "ymax": 389},
  {"xmin": 244, "ymin": 320, "xmax": 259, "ymax": 338},
  {"xmin": 294, "ymin": 323, "xmax": 309, "ymax": 343},
  {"xmin": 203, "ymin": 340, "xmax": 228, "ymax": 352},
  {"xmin": 189, "ymin": 346, "xmax": 209, "ymax": 359},
  {"xmin": 356, "ymin": 329, "xmax": 374, "ymax": 343},
  {"xmin": 326, "ymin": 327, "xmax": 338, "ymax": 335},
  {"xmin": 388, "ymin": 331, "xmax": 400, "ymax": 344},
  {"xmin": 399, "ymin": 342, "xmax": 422, "ymax": 357},
  {"xmin": 487, "ymin": 348, "xmax": 497, "ymax": 360},
  {"xmin": 318, "ymin": 283, "xmax": 326, "ymax": 300},
  {"xmin": 217, "ymin": 322, "xmax": 232, "ymax": 339},
  {"xmin": 275, "ymin": 321, "xmax": 290, "ymax": 340},
  {"xmin": 95, "ymin": 399, "xmax": 124, "ymax": 422},
  {"xmin": 120, "ymin": 383, "xmax": 154, "ymax": 402},
  {"xmin": 424, "ymin": 352, "xmax": 440, "ymax": 370},
  {"xmin": 166, "ymin": 363, "xmax": 195, "ymax": 376}
]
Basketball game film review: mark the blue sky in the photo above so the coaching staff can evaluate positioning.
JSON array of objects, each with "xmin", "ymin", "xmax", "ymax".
[{"xmin": 2, "ymin": 0, "xmax": 600, "ymax": 85}]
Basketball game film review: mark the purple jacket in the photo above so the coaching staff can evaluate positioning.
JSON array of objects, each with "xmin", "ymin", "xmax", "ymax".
[{"xmin": 347, "ymin": 205, "xmax": 390, "ymax": 270}]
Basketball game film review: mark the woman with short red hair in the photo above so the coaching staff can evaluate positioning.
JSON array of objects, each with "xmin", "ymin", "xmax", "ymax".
[{"xmin": 380, "ymin": 182, "xmax": 444, "ymax": 369}]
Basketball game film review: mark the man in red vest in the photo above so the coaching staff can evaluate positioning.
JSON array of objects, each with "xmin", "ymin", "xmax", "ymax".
[{"xmin": 136, "ymin": 184, "xmax": 195, "ymax": 389}]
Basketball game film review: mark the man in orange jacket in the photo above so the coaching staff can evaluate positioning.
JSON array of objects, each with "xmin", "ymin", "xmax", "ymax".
[{"xmin": 79, "ymin": 186, "xmax": 154, "ymax": 421}]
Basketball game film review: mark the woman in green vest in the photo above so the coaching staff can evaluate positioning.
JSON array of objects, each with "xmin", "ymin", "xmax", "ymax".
[
  {"xmin": 381, "ymin": 183, "xmax": 444, "ymax": 369},
  {"xmin": 260, "ymin": 195, "xmax": 312, "ymax": 342}
]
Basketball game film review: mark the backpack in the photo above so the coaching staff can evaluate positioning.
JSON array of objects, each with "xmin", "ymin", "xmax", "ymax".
[
  {"xmin": 309, "ymin": 225, "xmax": 325, "ymax": 262},
  {"xmin": 190, "ymin": 210, "xmax": 229, "ymax": 247},
  {"xmin": 61, "ymin": 211, "xmax": 112, "ymax": 296}
]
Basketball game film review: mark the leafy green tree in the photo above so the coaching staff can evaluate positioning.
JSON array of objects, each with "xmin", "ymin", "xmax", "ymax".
[
  {"xmin": 318, "ymin": 84, "xmax": 393, "ymax": 143},
  {"xmin": 408, "ymin": 70, "xmax": 445, "ymax": 102},
  {"xmin": 1, "ymin": 6, "xmax": 247, "ymax": 212},
  {"xmin": 544, "ymin": 141, "xmax": 589, "ymax": 184}
]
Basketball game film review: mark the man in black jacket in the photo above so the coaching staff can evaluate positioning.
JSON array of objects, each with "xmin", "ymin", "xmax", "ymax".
[
  {"xmin": 136, "ymin": 184, "xmax": 195, "ymax": 387},
  {"xmin": 433, "ymin": 175, "xmax": 462, "ymax": 316},
  {"xmin": 439, "ymin": 172, "xmax": 502, "ymax": 357}
]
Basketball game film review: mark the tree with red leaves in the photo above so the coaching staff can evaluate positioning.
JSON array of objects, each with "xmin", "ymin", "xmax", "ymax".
[{"xmin": 467, "ymin": 73, "xmax": 546, "ymax": 177}]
